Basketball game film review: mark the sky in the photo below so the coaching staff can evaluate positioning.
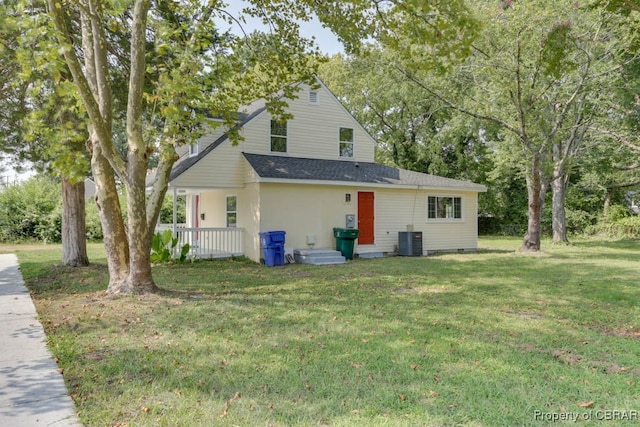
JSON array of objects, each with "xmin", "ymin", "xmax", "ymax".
[
  {"xmin": 0, "ymin": 157, "xmax": 34, "ymax": 185},
  {"xmin": 219, "ymin": 1, "xmax": 344, "ymax": 55}
]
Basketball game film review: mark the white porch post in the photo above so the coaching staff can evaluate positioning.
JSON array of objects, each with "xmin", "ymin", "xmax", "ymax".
[{"xmin": 172, "ymin": 186, "xmax": 177, "ymax": 236}]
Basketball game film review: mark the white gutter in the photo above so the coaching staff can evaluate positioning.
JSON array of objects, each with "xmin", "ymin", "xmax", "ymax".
[{"xmin": 253, "ymin": 177, "xmax": 487, "ymax": 192}]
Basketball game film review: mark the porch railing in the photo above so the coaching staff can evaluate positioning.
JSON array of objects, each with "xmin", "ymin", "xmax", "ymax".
[{"xmin": 157, "ymin": 226, "xmax": 244, "ymax": 259}]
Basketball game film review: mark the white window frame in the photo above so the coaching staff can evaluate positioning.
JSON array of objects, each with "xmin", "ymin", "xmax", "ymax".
[
  {"xmin": 309, "ymin": 90, "xmax": 319, "ymax": 105},
  {"xmin": 189, "ymin": 142, "xmax": 199, "ymax": 157},
  {"xmin": 339, "ymin": 127, "xmax": 354, "ymax": 158},
  {"xmin": 426, "ymin": 195, "xmax": 463, "ymax": 222},
  {"xmin": 270, "ymin": 119, "xmax": 287, "ymax": 153},
  {"xmin": 226, "ymin": 195, "xmax": 237, "ymax": 228}
]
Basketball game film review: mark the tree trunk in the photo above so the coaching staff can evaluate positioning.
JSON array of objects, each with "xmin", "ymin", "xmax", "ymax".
[
  {"xmin": 89, "ymin": 137, "xmax": 130, "ymax": 292},
  {"xmin": 551, "ymin": 166, "xmax": 570, "ymax": 244},
  {"xmin": 113, "ymin": 0, "xmax": 159, "ymax": 295},
  {"xmin": 522, "ymin": 155, "xmax": 547, "ymax": 251},
  {"xmin": 603, "ymin": 191, "xmax": 611, "ymax": 217},
  {"xmin": 61, "ymin": 177, "xmax": 89, "ymax": 267},
  {"xmin": 90, "ymin": 135, "xmax": 159, "ymax": 295},
  {"xmin": 120, "ymin": 154, "xmax": 158, "ymax": 294}
]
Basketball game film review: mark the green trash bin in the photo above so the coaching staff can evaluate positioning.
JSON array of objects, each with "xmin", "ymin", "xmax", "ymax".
[{"xmin": 333, "ymin": 227, "xmax": 360, "ymax": 260}]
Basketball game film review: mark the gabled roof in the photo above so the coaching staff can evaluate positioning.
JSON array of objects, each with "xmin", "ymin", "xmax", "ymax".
[
  {"xmin": 243, "ymin": 153, "xmax": 487, "ymax": 192},
  {"xmin": 169, "ymin": 106, "xmax": 266, "ymax": 182},
  {"xmin": 169, "ymin": 75, "xmax": 377, "ymax": 185}
]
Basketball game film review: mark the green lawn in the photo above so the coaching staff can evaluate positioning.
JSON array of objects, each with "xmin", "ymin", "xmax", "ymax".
[{"xmin": 14, "ymin": 237, "xmax": 640, "ymax": 426}]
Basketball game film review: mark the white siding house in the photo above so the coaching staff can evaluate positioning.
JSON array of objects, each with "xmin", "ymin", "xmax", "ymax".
[{"xmin": 164, "ymin": 77, "xmax": 486, "ymax": 262}]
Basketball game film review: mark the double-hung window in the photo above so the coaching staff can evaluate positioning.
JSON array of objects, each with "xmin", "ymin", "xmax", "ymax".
[
  {"xmin": 270, "ymin": 120, "xmax": 287, "ymax": 153},
  {"xmin": 427, "ymin": 196, "xmax": 462, "ymax": 220},
  {"xmin": 226, "ymin": 196, "xmax": 237, "ymax": 228},
  {"xmin": 339, "ymin": 127, "xmax": 354, "ymax": 158}
]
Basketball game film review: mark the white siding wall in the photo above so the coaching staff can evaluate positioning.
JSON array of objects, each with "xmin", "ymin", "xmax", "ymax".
[
  {"xmin": 190, "ymin": 184, "xmax": 480, "ymax": 261},
  {"xmin": 171, "ymin": 82, "xmax": 375, "ymax": 190},
  {"xmin": 242, "ymin": 182, "xmax": 262, "ymax": 262},
  {"xmin": 240, "ymin": 83, "xmax": 375, "ymax": 162},
  {"xmin": 198, "ymin": 191, "xmax": 227, "ymax": 227},
  {"xmin": 375, "ymin": 188, "xmax": 479, "ymax": 253},
  {"xmin": 373, "ymin": 189, "xmax": 422, "ymax": 252},
  {"xmin": 171, "ymin": 137, "xmax": 245, "ymax": 188},
  {"xmin": 196, "ymin": 184, "xmax": 262, "ymax": 261},
  {"xmin": 259, "ymin": 183, "xmax": 357, "ymax": 253},
  {"xmin": 257, "ymin": 183, "xmax": 479, "ymax": 259}
]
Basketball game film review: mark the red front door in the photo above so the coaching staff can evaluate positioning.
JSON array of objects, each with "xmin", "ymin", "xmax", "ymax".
[{"xmin": 358, "ymin": 192, "xmax": 375, "ymax": 245}]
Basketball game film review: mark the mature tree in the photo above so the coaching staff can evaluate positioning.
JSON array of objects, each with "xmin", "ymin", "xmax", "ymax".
[
  {"xmin": 375, "ymin": 0, "xmax": 634, "ymax": 250},
  {"xmin": 29, "ymin": 0, "xmax": 324, "ymax": 294},
  {"xmin": 2, "ymin": 1, "xmax": 89, "ymax": 266},
  {"xmin": 319, "ymin": 50, "xmax": 493, "ymax": 186}
]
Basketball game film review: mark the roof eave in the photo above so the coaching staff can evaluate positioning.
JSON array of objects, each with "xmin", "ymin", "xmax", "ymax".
[{"xmin": 253, "ymin": 177, "xmax": 487, "ymax": 192}]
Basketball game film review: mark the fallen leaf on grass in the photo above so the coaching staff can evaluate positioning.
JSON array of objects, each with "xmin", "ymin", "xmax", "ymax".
[
  {"xmin": 579, "ymin": 401, "xmax": 594, "ymax": 408},
  {"xmin": 220, "ymin": 392, "xmax": 242, "ymax": 418}
]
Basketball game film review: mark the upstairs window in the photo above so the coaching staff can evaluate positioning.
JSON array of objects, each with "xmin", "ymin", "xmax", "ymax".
[
  {"xmin": 427, "ymin": 196, "xmax": 462, "ymax": 220},
  {"xmin": 270, "ymin": 120, "xmax": 287, "ymax": 153},
  {"xmin": 226, "ymin": 195, "xmax": 237, "ymax": 228},
  {"xmin": 339, "ymin": 127, "xmax": 354, "ymax": 158},
  {"xmin": 189, "ymin": 143, "xmax": 199, "ymax": 157}
]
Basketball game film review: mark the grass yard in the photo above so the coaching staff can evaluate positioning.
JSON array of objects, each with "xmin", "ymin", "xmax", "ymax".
[{"xmin": 13, "ymin": 237, "xmax": 640, "ymax": 426}]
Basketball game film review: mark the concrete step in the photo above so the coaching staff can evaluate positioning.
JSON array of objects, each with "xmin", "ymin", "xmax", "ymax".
[
  {"xmin": 294, "ymin": 249, "xmax": 346, "ymax": 265},
  {"xmin": 358, "ymin": 252, "xmax": 384, "ymax": 259}
]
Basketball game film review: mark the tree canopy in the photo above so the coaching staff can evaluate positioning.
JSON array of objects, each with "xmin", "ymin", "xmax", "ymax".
[{"xmin": 321, "ymin": 0, "xmax": 640, "ymax": 250}]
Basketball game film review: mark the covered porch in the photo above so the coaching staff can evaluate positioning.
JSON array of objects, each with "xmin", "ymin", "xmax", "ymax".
[
  {"xmin": 158, "ymin": 185, "xmax": 247, "ymax": 260},
  {"xmin": 156, "ymin": 224, "xmax": 244, "ymax": 259}
]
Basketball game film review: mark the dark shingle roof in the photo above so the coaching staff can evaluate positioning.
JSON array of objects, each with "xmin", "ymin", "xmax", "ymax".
[{"xmin": 242, "ymin": 153, "xmax": 486, "ymax": 191}]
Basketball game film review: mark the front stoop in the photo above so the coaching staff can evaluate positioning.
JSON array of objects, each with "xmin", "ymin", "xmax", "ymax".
[{"xmin": 293, "ymin": 249, "xmax": 346, "ymax": 265}]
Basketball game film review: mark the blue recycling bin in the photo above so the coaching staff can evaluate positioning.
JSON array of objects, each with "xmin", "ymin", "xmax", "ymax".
[
  {"xmin": 259, "ymin": 231, "xmax": 286, "ymax": 266},
  {"xmin": 263, "ymin": 245, "xmax": 284, "ymax": 267},
  {"xmin": 260, "ymin": 230, "xmax": 286, "ymax": 247}
]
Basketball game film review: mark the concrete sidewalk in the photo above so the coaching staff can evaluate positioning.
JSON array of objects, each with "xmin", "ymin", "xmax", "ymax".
[{"xmin": 0, "ymin": 254, "xmax": 81, "ymax": 426}]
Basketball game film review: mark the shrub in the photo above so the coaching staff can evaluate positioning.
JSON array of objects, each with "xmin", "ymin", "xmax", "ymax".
[
  {"xmin": 0, "ymin": 174, "xmax": 108, "ymax": 243},
  {"xmin": 606, "ymin": 204, "xmax": 631, "ymax": 222},
  {"xmin": 587, "ymin": 215, "xmax": 640, "ymax": 239},
  {"xmin": 0, "ymin": 175, "xmax": 61, "ymax": 242},
  {"xmin": 565, "ymin": 208, "xmax": 597, "ymax": 235},
  {"xmin": 150, "ymin": 230, "xmax": 190, "ymax": 263},
  {"xmin": 585, "ymin": 204, "xmax": 640, "ymax": 238}
]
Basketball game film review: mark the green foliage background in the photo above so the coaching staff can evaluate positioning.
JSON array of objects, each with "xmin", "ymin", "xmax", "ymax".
[
  {"xmin": 0, "ymin": 175, "xmax": 62, "ymax": 242},
  {"xmin": 0, "ymin": 175, "xmax": 187, "ymax": 243}
]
